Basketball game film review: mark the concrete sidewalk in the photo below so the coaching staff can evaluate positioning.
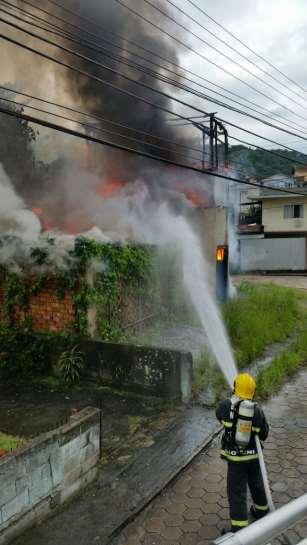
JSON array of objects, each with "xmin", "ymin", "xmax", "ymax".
[
  {"xmin": 11, "ymin": 407, "xmax": 219, "ymax": 545},
  {"xmin": 111, "ymin": 370, "xmax": 307, "ymax": 545}
]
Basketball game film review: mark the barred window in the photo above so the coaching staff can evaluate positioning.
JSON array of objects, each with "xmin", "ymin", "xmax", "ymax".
[{"xmin": 284, "ymin": 204, "xmax": 304, "ymax": 219}]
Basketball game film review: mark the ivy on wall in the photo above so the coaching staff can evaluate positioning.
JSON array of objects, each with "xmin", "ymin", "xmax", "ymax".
[
  {"xmin": 73, "ymin": 238, "xmax": 153, "ymax": 339},
  {"xmin": 0, "ymin": 237, "xmax": 153, "ymax": 340},
  {"xmin": 0, "ymin": 237, "xmax": 154, "ymax": 380}
]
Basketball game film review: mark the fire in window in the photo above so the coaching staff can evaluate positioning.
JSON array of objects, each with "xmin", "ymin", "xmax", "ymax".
[{"xmin": 284, "ymin": 204, "xmax": 304, "ymax": 219}]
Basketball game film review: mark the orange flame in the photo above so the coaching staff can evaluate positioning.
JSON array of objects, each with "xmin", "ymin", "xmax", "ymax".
[
  {"xmin": 216, "ymin": 246, "xmax": 227, "ymax": 262},
  {"xmin": 96, "ymin": 179, "xmax": 126, "ymax": 199},
  {"xmin": 32, "ymin": 207, "xmax": 53, "ymax": 231},
  {"xmin": 175, "ymin": 183, "xmax": 206, "ymax": 207}
]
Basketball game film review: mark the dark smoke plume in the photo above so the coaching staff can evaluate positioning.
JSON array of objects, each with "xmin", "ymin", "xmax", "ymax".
[{"xmin": 0, "ymin": 0, "xmax": 213, "ymax": 236}]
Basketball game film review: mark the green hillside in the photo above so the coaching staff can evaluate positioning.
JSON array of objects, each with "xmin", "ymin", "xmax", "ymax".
[{"xmin": 229, "ymin": 145, "xmax": 307, "ymax": 178}]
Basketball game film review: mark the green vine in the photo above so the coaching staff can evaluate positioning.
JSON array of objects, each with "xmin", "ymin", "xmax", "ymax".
[
  {"xmin": 72, "ymin": 238, "xmax": 153, "ymax": 340},
  {"xmin": 0, "ymin": 237, "xmax": 153, "ymax": 342}
]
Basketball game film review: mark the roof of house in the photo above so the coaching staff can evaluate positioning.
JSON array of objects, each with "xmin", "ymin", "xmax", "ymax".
[{"xmin": 251, "ymin": 186, "xmax": 307, "ymax": 200}]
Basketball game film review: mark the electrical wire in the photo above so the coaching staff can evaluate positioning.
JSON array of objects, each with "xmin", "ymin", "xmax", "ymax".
[
  {"xmin": 3, "ymin": 0, "xmax": 307, "ymax": 138},
  {"xmin": 0, "ymin": 94, "xmax": 205, "ymax": 163},
  {"xmin": 3, "ymin": 13, "xmax": 307, "ymax": 151},
  {"xmin": 4, "ymin": 5, "xmax": 306, "ymax": 176},
  {"xmin": 0, "ymin": 22, "xmax": 209, "ymax": 127},
  {"xmin": 11, "ymin": 0, "xmax": 307, "ymax": 136},
  {"xmin": 163, "ymin": 0, "xmax": 306, "ymax": 103},
  {"xmin": 1, "ymin": 103, "xmax": 306, "ymax": 196},
  {"xmin": 218, "ymin": 117, "xmax": 307, "ymax": 162},
  {"xmin": 184, "ymin": 0, "xmax": 307, "ymax": 95},
  {"xmin": 0, "ymin": 90, "xmax": 299, "ymax": 182},
  {"xmin": 228, "ymin": 135, "xmax": 307, "ymax": 166},
  {"xmin": 114, "ymin": 0, "xmax": 307, "ymax": 121},
  {"xmin": 1, "ymin": 85, "xmax": 292, "ymax": 180},
  {"xmin": 2, "ymin": 20, "xmax": 307, "ymax": 177},
  {"xmin": 0, "ymin": 85, "xmax": 205, "ymax": 156}
]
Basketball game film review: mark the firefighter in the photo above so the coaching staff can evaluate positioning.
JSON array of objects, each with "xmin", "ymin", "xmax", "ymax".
[{"xmin": 216, "ymin": 373, "xmax": 269, "ymax": 533}]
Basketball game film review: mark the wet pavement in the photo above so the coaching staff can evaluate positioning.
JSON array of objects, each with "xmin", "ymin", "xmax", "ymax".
[
  {"xmin": 11, "ymin": 407, "xmax": 219, "ymax": 545},
  {"xmin": 111, "ymin": 370, "xmax": 307, "ymax": 545}
]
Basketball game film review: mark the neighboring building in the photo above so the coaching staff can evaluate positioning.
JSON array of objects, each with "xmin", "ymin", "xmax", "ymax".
[
  {"xmin": 293, "ymin": 166, "xmax": 307, "ymax": 184},
  {"xmin": 260, "ymin": 187, "xmax": 307, "ymax": 235},
  {"xmin": 237, "ymin": 170, "xmax": 307, "ymax": 271}
]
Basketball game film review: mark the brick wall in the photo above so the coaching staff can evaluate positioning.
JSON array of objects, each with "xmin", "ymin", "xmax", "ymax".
[
  {"xmin": 0, "ymin": 407, "xmax": 100, "ymax": 545},
  {"xmin": 0, "ymin": 275, "xmax": 76, "ymax": 333}
]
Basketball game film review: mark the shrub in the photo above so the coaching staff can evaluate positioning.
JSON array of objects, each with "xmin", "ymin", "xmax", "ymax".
[
  {"xmin": 56, "ymin": 345, "xmax": 84, "ymax": 384},
  {"xmin": 0, "ymin": 324, "xmax": 53, "ymax": 380}
]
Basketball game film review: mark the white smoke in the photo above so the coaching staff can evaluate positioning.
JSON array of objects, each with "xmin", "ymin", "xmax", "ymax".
[
  {"xmin": 0, "ymin": 164, "xmax": 41, "ymax": 242},
  {"xmin": 123, "ymin": 194, "xmax": 236, "ymax": 386}
]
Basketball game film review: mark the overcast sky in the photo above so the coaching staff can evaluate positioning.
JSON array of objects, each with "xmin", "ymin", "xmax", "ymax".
[{"xmin": 174, "ymin": 0, "xmax": 307, "ymax": 154}]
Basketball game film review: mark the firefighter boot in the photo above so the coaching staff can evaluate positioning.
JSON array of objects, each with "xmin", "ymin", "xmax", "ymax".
[{"xmin": 250, "ymin": 505, "xmax": 269, "ymax": 520}]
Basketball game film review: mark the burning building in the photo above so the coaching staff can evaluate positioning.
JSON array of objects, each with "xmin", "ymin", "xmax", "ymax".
[{"xmin": 0, "ymin": 0, "xmax": 229, "ymax": 340}]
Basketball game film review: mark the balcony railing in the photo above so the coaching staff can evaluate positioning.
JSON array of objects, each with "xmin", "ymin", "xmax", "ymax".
[{"xmin": 238, "ymin": 204, "xmax": 262, "ymax": 233}]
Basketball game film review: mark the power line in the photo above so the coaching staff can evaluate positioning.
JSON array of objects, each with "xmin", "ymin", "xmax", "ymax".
[
  {"xmin": 3, "ymin": 13, "xmax": 307, "ymax": 152},
  {"xmin": 217, "ymin": 116, "xmax": 307, "ymax": 161},
  {"xmin": 2, "ymin": 10, "xmax": 307, "ymax": 174},
  {"xmin": 166, "ymin": 0, "xmax": 306, "ymax": 103},
  {"xmin": 1, "ymin": 103, "xmax": 306, "ymax": 196},
  {"xmin": 228, "ymin": 135, "xmax": 307, "ymax": 166},
  {"xmin": 0, "ymin": 94, "xmax": 204, "ymax": 163},
  {"xmin": 114, "ymin": 0, "xmax": 307, "ymax": 122},
  {"xmin": 0, "ymin": 86, "xmax": 205, "ymax": 156},
  {"xmin": 184, "ymin": 0, "xmax": 307, "ymax": 95},
  {"xmin": 0, "ymin": 21, "xmax": 208, "ymax": 126},
  {"xmin": 12, "ymin": 0, "xmax": 307, "ymax": 136},
  {"xmin": 0, "ymin": 91, "xmax": 300, "ymax": 181},
  {"xmin": 3, "ymin": 15, "xmax": 307, "ymax": 176},
  {"xmin": 3, "ymin": 0, "xmax": 307, "ymax": 138},
  {"xmin": 0, "ymin": 86, "xmax": 267, "ymax": 179}
]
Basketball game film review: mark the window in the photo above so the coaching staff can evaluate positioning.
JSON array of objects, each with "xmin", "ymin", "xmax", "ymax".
[{"xmin": 284, "ymin": 204, "xmax": 304, "ymax": 219}]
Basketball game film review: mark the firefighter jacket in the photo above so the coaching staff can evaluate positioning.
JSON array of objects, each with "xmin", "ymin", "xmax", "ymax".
[{"xmin": 216, "ymin": 397, "xmax": 269, "ymax": 462}]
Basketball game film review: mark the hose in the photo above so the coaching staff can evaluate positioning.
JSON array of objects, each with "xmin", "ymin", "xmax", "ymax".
[{"xmin": 255, "ymin": 435, "xmax": 293, "ymax": 545}]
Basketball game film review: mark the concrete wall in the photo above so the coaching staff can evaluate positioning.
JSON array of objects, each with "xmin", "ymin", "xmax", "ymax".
[
  {"xmin": 239, "ymin": 236, "xmax": 307, "ymax": 271},
  {"xmin": 191, "ymin": 206, "xmax": 228, "ymax": 290},
  {"xmin": 0, "ymin": 408, "xmax": 100, "ymax": 545},
  {"xmin": 82, "ymin": 340, "xmax": 193, "ymax": 402},
  {"xmin": 262, "ymin": 196, "xmax": 307, "ymax": 233}
]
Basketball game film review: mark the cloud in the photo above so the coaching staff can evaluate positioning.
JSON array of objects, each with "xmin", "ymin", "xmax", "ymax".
[{"xmin": 177, "ymin": 0, "xmax": 307, "ymax": 152}]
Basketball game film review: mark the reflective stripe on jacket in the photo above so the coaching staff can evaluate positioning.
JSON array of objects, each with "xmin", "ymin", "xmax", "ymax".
[{"xmin": 216, "ymin": 398, "xmax": 269, "ymax": 462}]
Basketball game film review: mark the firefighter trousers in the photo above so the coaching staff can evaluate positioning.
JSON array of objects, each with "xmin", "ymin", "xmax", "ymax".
[{"xmin": 227, "ymin": 460, "xmax": 269, "ymax": 532}]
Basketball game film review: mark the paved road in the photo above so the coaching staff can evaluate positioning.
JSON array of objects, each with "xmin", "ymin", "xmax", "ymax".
[
  {"xmin": 112, "ymin": 370, "xmax": 307, "ymax": 545},
  {"xmin": 233, "ymin": 275, "xmax": 307, "ymax": 291}
]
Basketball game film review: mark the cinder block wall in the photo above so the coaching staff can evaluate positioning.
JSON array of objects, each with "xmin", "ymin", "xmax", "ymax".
[{"xmin": 0, "ymin": 407, "xmax": 100, "ymax": 545}]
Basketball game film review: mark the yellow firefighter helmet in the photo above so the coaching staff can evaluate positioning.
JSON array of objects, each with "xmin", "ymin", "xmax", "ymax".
[{"xmin": 234, "ymin": 373, "xmax": 256, "ymax": 400}]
